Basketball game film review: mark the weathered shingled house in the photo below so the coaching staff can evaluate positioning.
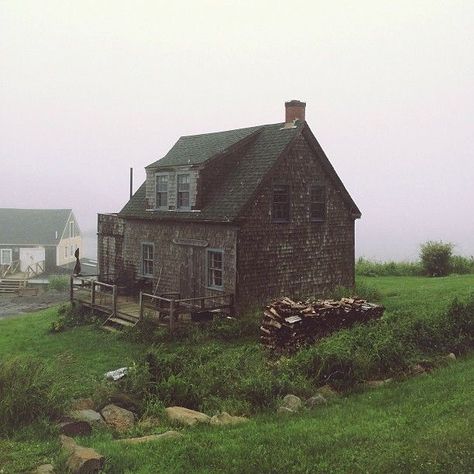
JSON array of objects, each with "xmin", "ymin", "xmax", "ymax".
[{"xmin": 98, "ymin": 101, "xmax": 361, "ymax": 311}]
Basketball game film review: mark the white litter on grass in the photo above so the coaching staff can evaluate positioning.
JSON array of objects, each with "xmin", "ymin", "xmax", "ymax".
[{"xmin": 105, "ymin": 367, "xmax": 129, "ymax": 381}]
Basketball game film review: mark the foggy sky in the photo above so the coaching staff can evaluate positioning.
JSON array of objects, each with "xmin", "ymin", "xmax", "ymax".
[{"xmin": 1, "ymin": 1, "xmax": 473, "ymax": 260}]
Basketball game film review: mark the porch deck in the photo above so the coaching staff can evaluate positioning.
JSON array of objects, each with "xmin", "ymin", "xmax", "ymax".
[{"xmin": 70, "ymin": 277, "xmax": 234, "ymax": 333}]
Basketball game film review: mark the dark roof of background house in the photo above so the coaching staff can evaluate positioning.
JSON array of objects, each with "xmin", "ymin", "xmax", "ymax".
[
  {"xmin": 0, "ymin": 208, "xmax": 73, "ymax": 245},
  {"xmin": 146, "ymin": 125, "xmax": 263, "ymax": 168},
  {"xmin": 121, "ymin": 122, "xmax": 302, "ymax": 222},
  {"xmin": 120, "ymin": 120, "xmax": 361, "ymax": 223}
]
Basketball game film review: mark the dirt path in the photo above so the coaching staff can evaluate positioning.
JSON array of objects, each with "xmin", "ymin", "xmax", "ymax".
[{"xmin": 0, "ymin": 290, "xmax": 68, "ymax": 320}]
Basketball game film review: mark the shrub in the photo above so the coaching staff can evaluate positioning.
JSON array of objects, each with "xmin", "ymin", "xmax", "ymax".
[
  {"xmin": 49, "ymin": 304, "xmax": 99, "ymax": 332},
  {"xmin": 356, "ymin": 258, "xmax": 423, "ymax": 277},
  {"xmin": 450, "ymin": 255, "xmax": 474, "ymax": 275},
  {"xmin": 0, "ymin": 356, "xmax": 67, "ymax": 434},
  {"xmin": 48, "ymin": 275, "xmax": 69, "ymax": 292},
  {"xmin": 420, "ymin": 241, "xmax": 453, "ymax": 276}
]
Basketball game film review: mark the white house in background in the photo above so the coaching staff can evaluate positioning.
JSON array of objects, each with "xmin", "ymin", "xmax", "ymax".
[{"xmin": 0, "ymin": 208, "xmax": 82, "ymax": 276}]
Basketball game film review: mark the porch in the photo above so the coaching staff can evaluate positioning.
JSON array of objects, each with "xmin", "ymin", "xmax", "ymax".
[{"xmin": 70, "ymin": 276, "xmax": 235, "ymax": 334}]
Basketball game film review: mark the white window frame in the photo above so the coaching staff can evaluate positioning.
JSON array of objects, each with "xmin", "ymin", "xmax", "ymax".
[
  {"xmin": 155, "ymin": 172, "xmax": 169, "ymax": 210},
  {"xmin": 177, "ymin": 173, "xmax": 191, "ymax": 210},
  {"xmin": 206, "ymin": 248, "xmax": 224, "ymax": 290},
  {"xmin": 141, "ymin": 242, "xmax": 154, "ymax": 278},
  {"xmin": 0, "ymin": 249, "xmax": 12, "ymax": 265}
]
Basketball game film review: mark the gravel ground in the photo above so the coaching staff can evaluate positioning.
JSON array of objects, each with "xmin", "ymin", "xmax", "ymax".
[{"xmin": 0, "ymin": 290, "xmax": 68, "ymax": 320}]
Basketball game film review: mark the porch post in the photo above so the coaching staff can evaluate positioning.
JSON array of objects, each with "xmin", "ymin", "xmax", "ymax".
[
  {"xmin": 139, "ymin": 291, "xmax": 143, "ymax": 319},
  {"xmin": 169, "ymin": 299, "xmax": 175, "ymax": 335},
  {"xmin": 112, "ymin": 285, "xmax": 117, "ymax": 316}
]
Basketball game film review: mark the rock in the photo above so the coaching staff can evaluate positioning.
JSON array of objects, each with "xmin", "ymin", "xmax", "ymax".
[
  {"xmin": 280, "ymin": 394, "xmax": 302, "ymax": 412},
  {"xmin": 58, "ymin": 420, "xmax": 92, "ymax": 437},
  {"xmin": 447, "ymin": 353, "xmax": 456, "ymax": 360},
  {"xmin": 165, "ymin": 406, "xmax": 211, "ymax": 426},
  {"xmin": 70, "ymin": 398, "xmax": 95, "ymax": 411},
  {"xmin": 411, "ymin": 364, "xmax": 427, "ymax": 376},
  {"xmin": 210, "ymin": 412, "xmax": 249, "ymax": 426},
  {"xmin": 305, "ymin": 394, "xmax": 327, "ymax": 408},
  {"xmin": 316, "ymin": 384, "xmax": 338, "ymax": 399},
  {"xmin": 60, "ymin": 435, "xmax": 105, "ymax": 474},
  {"xmin": 32, "ymin": 464, "xmax": 54, "ymax": 473},
  {"xmin": 70, "ymin": 409, "xmax": 104, "ymax": 426},
  {"xmin": 101, "ymin": 404, "xmax": 135, "ymax": 433},
  {"xmin": 117, "ymin": 431, "xmax": 182, "ymax": 444},
  {"xmin": 277, "ymin": 406, "xmax": 296, "ymax": 416},
  {"xmin": 108, "ymin": 392, "xmax": 141, "ymax": 413}
]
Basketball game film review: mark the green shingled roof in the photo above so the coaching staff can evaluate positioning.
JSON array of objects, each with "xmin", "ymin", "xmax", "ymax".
[
  {"xmin": 0, "ymin": 208, "xmax": 73, "ymax": 245},
  {"xmin": 121, "ymin": 122, "xmax": 302, "ymax": 222},
  {"xmin": 147, "ymin": 125, "xmax": 263, "ymax": 168}
]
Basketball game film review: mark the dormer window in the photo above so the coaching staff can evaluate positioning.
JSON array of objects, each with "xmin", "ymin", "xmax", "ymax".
[
  {"xmin": 177, "ymin": 174, "xmax": 190, "ymax": 210},
  {"xmin": 156, "ymin": 173, "xmax": 169, "ymax": 209}
]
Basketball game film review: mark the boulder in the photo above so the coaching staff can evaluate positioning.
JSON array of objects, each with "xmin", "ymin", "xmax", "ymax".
[
  {"xmin": 280, "ymin": 394, "xmax": 302, "ymax": 412},
  {"xmin": 60, "ymin": 435, "xmax": 105, "ymax": 474},
  {"xmin": 70, "ymin": 409, "xmax": 104, "ymax": 426},
  {"xmin": 411, "ymin": 364, "xmax": 427, "ymax": 376},
  {"xmin": 108, "ymin": 392, "xmax": 141, "ymax": 413},
  {"xmin": 447, "ymin": 353, "xmax": 456, "ymax": 360},
  {"xmin": 70, "ymin": 398, "xmax": 95, "ymax": 411},
  {"xmin": 101, "ymin": 404, "xmax": 135, "ymax": 433},
  {"xmin": 117, "ymin": 431, "xmax": 182, "ymax": 444},
  {"xmin": 305, "ymin": 394, "xmax": 327, "ymax": 408},
  {"xmin": 33, "ymin": 464, "xmax": 54, "ymax": 474},
  {"xmin": 277, "ymin": 406, "xmax": 296, "ymax": 416},
  {"xmin": 316, "ymin": 384, "xmax": 338, "ymax": 399},
  {"xmin": 210, "ymin": 412, "xmax": 249, "ymax": 426},
  {"xmin": 58, "ymin": 420, "xmax": 92, "ymax": 437},
  {"xmin": 165, "ymin": 406, "xmax": 211, "ymax": 426}
]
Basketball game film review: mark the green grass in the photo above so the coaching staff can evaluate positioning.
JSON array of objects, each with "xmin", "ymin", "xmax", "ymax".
[
  {"xmin": 359, "ymin": 274, "xmax": 474, "ymax": 315},
  {"xmin": 1, "ymin": 275, "xmax": 474, "ymax": 472},
  {"xmin": 0, "ymin": 307, "xmax": 146, "ymax": 399},
  {"xmin": 75, "ymin": 355, "xmax": 474, "ymax": 473}
]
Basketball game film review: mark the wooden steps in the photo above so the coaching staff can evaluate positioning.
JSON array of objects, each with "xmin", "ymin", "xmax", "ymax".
[
  {"xmin": 102, "ymin": 312, "xmax": 139, "ymax": 331},
  {"xmin": 0, "ymin": 279, "xmax": 26, "ymax": 294}
]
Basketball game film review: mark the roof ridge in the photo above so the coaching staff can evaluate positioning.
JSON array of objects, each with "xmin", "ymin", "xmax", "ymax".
[{"xmin": 177, "ymin": 122, "xmax": 281, "ymax": 139}]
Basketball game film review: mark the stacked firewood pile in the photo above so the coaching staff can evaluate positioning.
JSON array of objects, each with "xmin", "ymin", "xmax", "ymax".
[{"xmin": 261, "ymin": 297, "xmax": 384, "ymax": 352}]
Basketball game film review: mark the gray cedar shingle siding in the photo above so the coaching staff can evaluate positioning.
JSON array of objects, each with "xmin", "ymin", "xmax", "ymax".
[{"xmin": 99, "ymin": 117, "xmax": 360, "ymax": 310}]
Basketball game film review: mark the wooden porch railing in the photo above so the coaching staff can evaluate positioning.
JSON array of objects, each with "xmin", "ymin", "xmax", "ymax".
[
  {"xmin": 70, "ymin": 277, "xmax": 234, "ymax": 336},
  {"xmin": 0, "ymin": 260, "xmax": 20, "ymax": 278}
]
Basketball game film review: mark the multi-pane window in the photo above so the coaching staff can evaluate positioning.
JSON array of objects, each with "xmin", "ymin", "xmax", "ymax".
[
  {"xmin": 311, "ymin": 184, "xmax": 326, "ymax": 221},
  {"xmin": 177, "ymin": 174, "xmax": 190, "ymax": 209},
  {"xmin": 0, "ymin": 249, "xmax": 12, "ymax": 265},
  {"xmin": 156, "ymin": 174, "xmax": 168, "ymax": 209},
  {"xmin": 141, "ymin": 243, "xmax": 154, "ymax": 277},
  {"xmin": 207, "ymin": 249, "xmax": 223, "ymax": 289},
  {"xmin": 69, "ymin": 221, "xmax": 74, "ymax": 238},
  {"xmin": 272, "ymin": 184, "xmax": 290, "ymax": 221}
]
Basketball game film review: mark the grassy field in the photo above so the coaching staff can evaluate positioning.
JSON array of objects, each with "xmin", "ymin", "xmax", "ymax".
[{"xmin": 0, "ymin": 274, "xmax": 473, "ymax": 473}]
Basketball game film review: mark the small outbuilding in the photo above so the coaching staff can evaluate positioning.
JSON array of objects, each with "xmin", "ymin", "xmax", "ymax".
[
  {"xmin": 98, "ymin": 101, "xmax": 361, "ymax": 311},
  {"xmin": 0, "ymin": 208, "xmax": 82, "ymax": 277}
]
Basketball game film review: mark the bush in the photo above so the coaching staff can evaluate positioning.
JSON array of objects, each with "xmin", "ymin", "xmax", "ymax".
[
  {"xmin": 450, "ymin": 255, "xmax": 474, "ymax": 275},
  {"xmin": 356, "ymin": 258, "xmax": 423, "ymax": 277},
  {"xmin": 0, "ymin": 356, "xmax": 67, "ymax": 434},
  {"xmin": 48, "ymin": 275, "xmax": 69, "ymax": 292},
  {"xmin": 420, "ymin": 241, "xmax": 453, "ymax": 277},
  {"xmin": 49, "ymin": 304, "xmax": 98, "ymax": 332}
]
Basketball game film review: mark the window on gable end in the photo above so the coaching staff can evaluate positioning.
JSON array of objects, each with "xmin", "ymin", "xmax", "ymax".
[
  {"xmin": 207, "ymin": 249, "xmax": 224, "ymax": 290},
  {"xmin": 69, "ymin": 221, "xmax": 74, "ymax": 238},
  {"xmin": 272, "ymin": 183, "xmax": 290, "ymax": 222},
  {"xmin": 311, "ymin": 184, "xmax": 326, "ymax": 221},
  {"xmin": 177, "ymin": 174, "xmax": 190, "ymax": 210},
  {"xmin": 141, "ymin": 243, "xmax": 154, "ymax": 277},
  {"xmin": 156, "ymin": 174, "xmax": 169, "ymax": 209}
]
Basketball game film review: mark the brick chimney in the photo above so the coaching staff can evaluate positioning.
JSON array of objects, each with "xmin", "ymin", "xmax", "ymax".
[{"xmin": 285, "ymin": 100, "xmax": 306, "ymax": 123}]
